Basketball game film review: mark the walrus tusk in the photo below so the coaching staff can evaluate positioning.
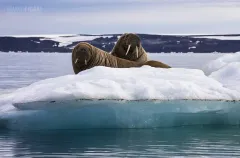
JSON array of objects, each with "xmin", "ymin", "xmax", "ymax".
[
  {"xmin": 85, "ymin": 59, "xmax": 87, "ymax": 65},
  {"xmin": 126, "ymin": 44, "xmax": 131, "ymax": 55},
  {"xmin": 75, "ymin": 58, "xmax": 79, "ymax": 64},
  {"xmin": 136, "ymin": 46, "xmax": 138, "ymax": 58}
]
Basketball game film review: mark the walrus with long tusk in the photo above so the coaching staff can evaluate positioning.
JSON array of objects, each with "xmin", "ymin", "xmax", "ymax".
[
  {"xmin": 111, "ymin": 33, "xmax": 148, "ymax": 64},
  {"xmin": 72, "ymin": 33, "xmax": 171, "ymax": 74}
]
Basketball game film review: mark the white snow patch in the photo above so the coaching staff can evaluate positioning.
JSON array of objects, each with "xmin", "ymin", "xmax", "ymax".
[
  {"xmin": 40, "ymin": 35, "xmax": 112, "ymax": 47},
  {"xmin": 202, "ymin": 52, "xmax": 240, "ymax": 93},
  {"xmin": 189, "ymin": 46, "xmax": 196, "ymax": 49},
  {"xmin": 31, "ymin": 40, "xmax": 40, "ymax": 44},
  {"xmin": 193, "ymin": 36, "xmax": 240, "ymax": 40},
  {"xmin": 210, "ymin": 62, "xmax": 240, "ymax": 92},
  {"xmin": 203, "ymin": 52, "xmax": 240, "ymax": 75}
]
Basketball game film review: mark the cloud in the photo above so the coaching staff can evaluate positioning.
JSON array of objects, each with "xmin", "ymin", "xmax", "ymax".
[{"xmin": 0, "ymin": 0, "xmax": 240, "ymax": 35}]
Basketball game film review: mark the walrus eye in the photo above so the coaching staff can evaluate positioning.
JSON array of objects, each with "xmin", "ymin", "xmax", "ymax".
[
  {"xmin": 136, "ymin": 46, "xmax": 138, "ymax": 58},
  {"xmin": 125, "ymin": 44, "xmax": 131, "ymax": 55},
  {"xmin": 75, "ymin": 58, "xmax": 79, "ymax": 64}
]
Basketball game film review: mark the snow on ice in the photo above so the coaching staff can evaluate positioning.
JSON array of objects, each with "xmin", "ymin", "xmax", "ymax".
[{"xmin": 0, "ymin": 52, "xmax": 238, "ymax": 105}]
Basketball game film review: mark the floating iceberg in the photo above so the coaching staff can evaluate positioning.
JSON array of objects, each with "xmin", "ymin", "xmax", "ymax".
[{"xmin": 0, "ymin": 52, "xmax": 240, "ymax": 130}]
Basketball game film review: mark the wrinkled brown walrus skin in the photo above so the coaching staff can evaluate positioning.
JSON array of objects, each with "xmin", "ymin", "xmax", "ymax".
[
  {"xmin": 72, "ymin": 33, "xmax": 171, "ymax": 74},
  {"xmin": 72, "ymin": 42, "xmax": 142, "ymax": 74}
]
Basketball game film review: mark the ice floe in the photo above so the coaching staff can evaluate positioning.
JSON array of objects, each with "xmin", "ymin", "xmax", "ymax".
[
  {"xmin": 6, "ymin": 53, "xmax": 240, "ymax": 105},
  {"xmin": 0, "ymin": 52, "xmax": 240, "ymax": 129}
]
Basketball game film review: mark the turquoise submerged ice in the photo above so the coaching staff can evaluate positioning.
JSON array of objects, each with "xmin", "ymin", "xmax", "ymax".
[
  {"xmin": 1, "ymin": 100, "xmax": 240, "ymax": 130},
  {"xmin": 0, "ymin": 52, "xmax": 240, "ymax": 130}
]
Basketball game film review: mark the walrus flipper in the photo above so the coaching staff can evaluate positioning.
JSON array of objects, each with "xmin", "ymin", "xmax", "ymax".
[{"xmin": 143, "ymin": 60, "xmax": 171, "ymax": 68}]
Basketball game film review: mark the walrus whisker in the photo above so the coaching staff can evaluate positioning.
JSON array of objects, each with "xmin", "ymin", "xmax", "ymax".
[
  {"xmin": 126, "ymin": 44, "xmax": 131, "ymax": 55},
  {"xmin": 85, "ymin": 59, "xmax": 87, "ymax": 65},
  {"xmin": 136, "ymin": 46, "xmax": 138, "ymax": 58},
  {"xmin": 75, "ymin": 58, "xmax": 79, "ymax": 64}
]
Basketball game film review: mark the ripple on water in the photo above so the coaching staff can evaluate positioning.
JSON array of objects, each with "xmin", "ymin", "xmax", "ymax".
[{"xmin": 0, "ymin": 128, "xmax": 240, "ymax": 157}]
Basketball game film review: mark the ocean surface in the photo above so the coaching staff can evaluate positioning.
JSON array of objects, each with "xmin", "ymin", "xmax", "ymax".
[{"xmin": 1, "ymin": 53, "xmax": 240, "ymax": 157}]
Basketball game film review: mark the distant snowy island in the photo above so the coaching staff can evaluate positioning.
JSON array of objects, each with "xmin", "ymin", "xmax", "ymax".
[{"xmin": 1, "ymin": 34, "xmax": 240, "ymax": 53}]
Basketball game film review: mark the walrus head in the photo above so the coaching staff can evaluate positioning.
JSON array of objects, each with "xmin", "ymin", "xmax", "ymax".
[
  {"xmin": 72, "ymin": 42, "xmax": 92, "ymax": 74},
  {"xmin": 111, "ymin": 33, "xmax": 147, "ymax": 63}
]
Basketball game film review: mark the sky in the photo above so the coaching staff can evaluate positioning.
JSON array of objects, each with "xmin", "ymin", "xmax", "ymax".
[{"xmin": 0, "ymin": 0, "xmax": 240, "ymax": 35}]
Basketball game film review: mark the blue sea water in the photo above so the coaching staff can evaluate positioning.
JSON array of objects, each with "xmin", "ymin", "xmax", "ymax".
[
  {"xmin": 1, "ymin": 53, "xmax": 240, "ymax": 157},
  {"xmin": 1, "ymin": 128, "xmax": 240, "ymax": 157}
]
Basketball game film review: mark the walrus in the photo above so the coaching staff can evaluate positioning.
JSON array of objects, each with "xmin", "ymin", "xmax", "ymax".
[
  {"xmin": 72, "ymin": 42, "xmax": 142, "ymax": 74},
  {"xmin": 111, "ymin": 33, "xmax": 148, "ymax": 64},
  {"xmin": 111, "ymin": 33, "xmax": 171, "ymax": 68},
  {"xmin": 72, "ymin": 33, "xmax": 171, "ymax": 74}
]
